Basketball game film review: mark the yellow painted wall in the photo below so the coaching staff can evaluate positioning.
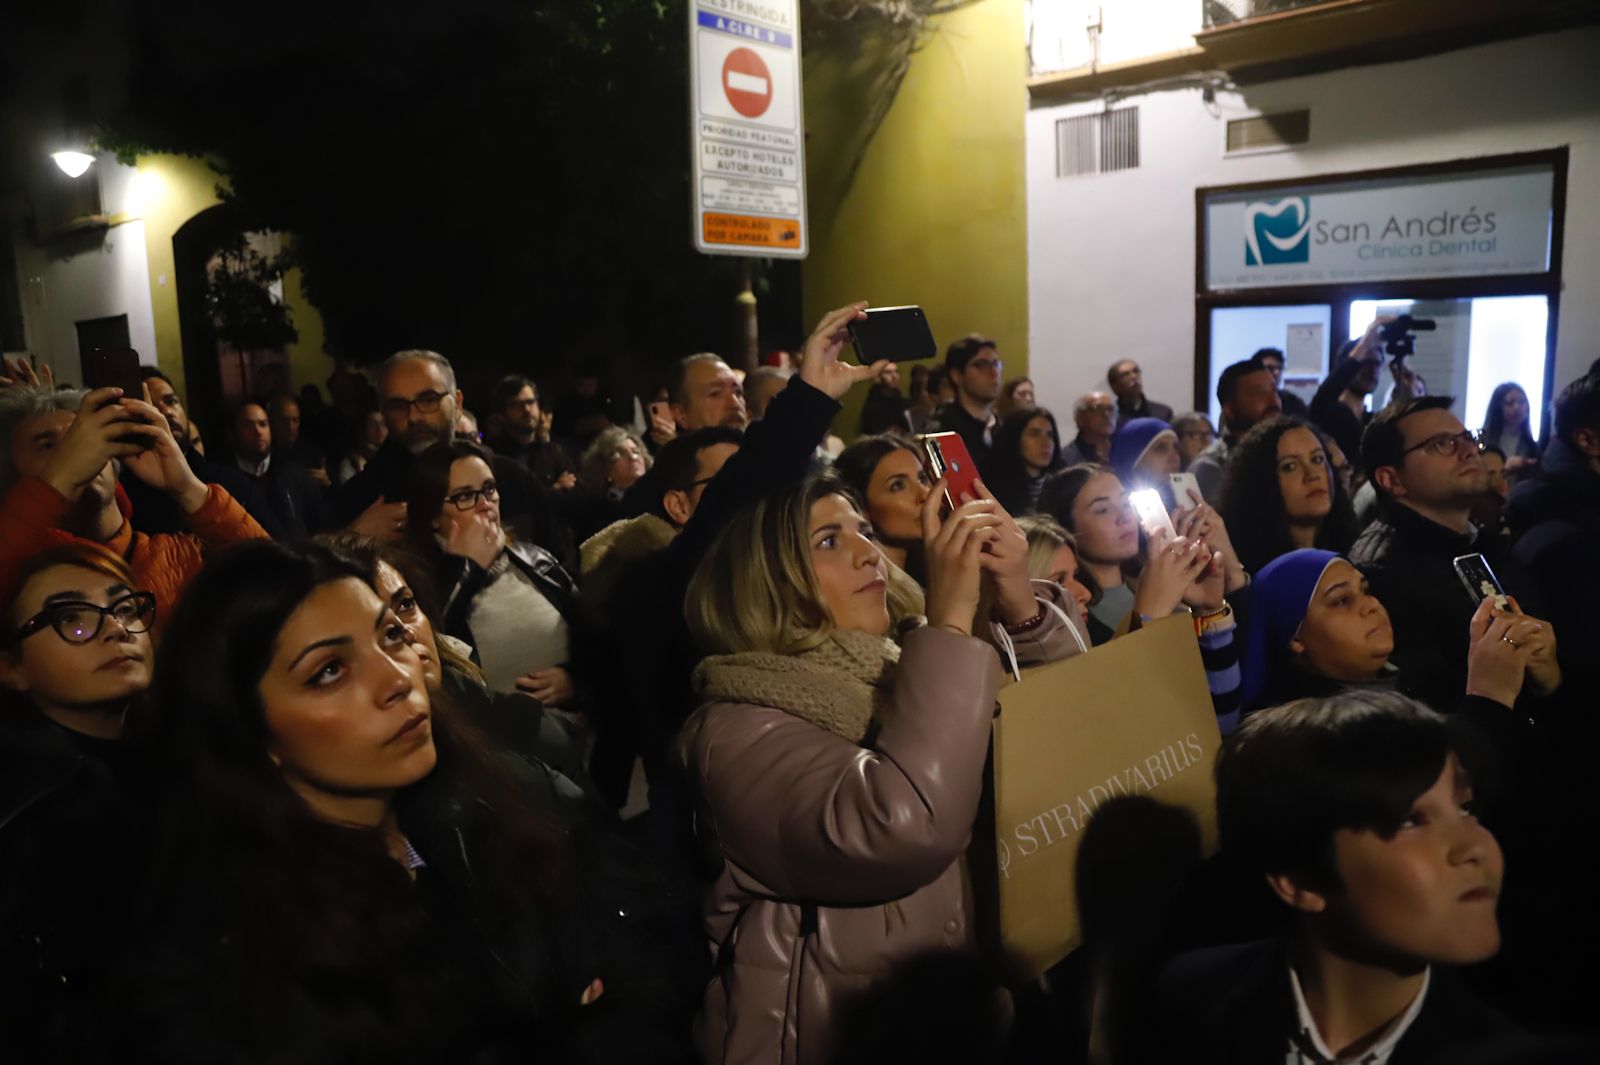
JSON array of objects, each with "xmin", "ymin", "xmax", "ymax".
[
  {"xmin": 131, "ymin": 154, "xmax": 223, "ymax": 398},
  {"xmin": 131, "ymin": 153, "xmax": 333, "ymax": 398},
  {"xmin": 802, "ymin": 0, "xmax": 1029, "ymax": 437},
  {"xmin": 281, "ymin": 266, "xmax": 332, "ymax": 393}
]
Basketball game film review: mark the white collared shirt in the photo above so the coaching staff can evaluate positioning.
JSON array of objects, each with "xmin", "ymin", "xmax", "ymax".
[
  {"xmin": 1286, "ymin": 966, "xmax": 1430, "ymax": 1065},
  {"xmin": 235, "ymin": 452, "xmax": 272, "ymax": 478}
]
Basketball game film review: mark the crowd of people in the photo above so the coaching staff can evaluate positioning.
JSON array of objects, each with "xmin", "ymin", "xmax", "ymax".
[{"xmin": 0, "ymin": 302, "xmax": 1595, "ymax": 1063}]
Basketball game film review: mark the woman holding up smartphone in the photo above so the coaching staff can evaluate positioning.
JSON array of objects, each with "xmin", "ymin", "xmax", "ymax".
[
  {"xmin": 832, "ymin": 434, "xmax": 932, "ymax": 585},
  {"xmin": 679, "ymin": 473, "xmax": 1083, "ymax": 1065}
]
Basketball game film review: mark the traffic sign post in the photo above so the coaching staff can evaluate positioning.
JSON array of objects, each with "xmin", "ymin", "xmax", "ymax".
[{"xmin": 689, "ymin": 0, "xmax": 807, "ymax": 258}]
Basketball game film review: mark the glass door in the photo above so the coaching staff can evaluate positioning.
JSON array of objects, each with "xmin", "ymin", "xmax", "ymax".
[
  {"xmin": 1207, "ymin": 303, "xmax": 1333, "ymax": 428},
  {"xmin": 1348, "ymin": 295, "xmax": 1550, "ymax": 437}
]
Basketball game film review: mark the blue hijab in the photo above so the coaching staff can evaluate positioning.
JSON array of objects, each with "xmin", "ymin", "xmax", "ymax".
[
  {"xmin": 1239, "ymin": 549, "xmax": 1343, "ymax": 711},
  {"xmin": 1109, "ymin": 417, "xmax": 1175, "ymax": 488}
]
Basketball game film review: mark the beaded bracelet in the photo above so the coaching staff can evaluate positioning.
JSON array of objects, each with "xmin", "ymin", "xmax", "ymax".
[{"xmin": 1000, "ymin": 603, "xmax": 1048, "ymax": 635}]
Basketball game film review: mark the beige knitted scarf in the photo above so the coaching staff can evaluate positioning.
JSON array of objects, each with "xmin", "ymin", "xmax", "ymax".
[{"xmin": 692, "ymin": 628, "xmax": 904, "ymax": 744}]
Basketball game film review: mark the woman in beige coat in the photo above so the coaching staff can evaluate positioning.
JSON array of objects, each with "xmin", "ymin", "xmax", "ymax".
[{"xmin": 679, "ymin": 472, "xmax": 1087, "ymax": 1065}]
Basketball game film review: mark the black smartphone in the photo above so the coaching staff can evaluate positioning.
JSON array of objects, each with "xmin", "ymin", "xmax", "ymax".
[
  {"xmin": 847, "ymin": 306, "xmax": 937, "ymax": 364},
  {"xmin": 1452, "ymin": 553, "xmax": 1508, "ymax": 611},
  {"xmin": 82, "ymin": 347, "xmax": 144, "ymax": 398}
]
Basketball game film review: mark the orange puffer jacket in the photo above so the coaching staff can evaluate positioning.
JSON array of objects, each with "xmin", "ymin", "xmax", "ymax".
[{"xmin": 0, "ymin": 477, "xmax": 270, "ymax": 622}]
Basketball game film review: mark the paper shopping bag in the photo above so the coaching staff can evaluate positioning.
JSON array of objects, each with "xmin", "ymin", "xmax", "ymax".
[{"xmin": 973, "ymin": 614, "xmax": 1222, "ymax": 977}]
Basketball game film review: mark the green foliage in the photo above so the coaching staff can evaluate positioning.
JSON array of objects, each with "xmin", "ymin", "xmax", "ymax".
[{"xmin": 202, "ymin": 235, "xmax": 298, "ymax": 352}]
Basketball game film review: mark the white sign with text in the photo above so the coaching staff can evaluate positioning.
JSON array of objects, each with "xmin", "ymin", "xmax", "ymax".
[
  {"xmin": 689, "ymin": 0, "xmax": 808, "ymax": 257},
  {"xmin": 1204, "ymin": 165, "xmax": 1555, "ymax": 291}
]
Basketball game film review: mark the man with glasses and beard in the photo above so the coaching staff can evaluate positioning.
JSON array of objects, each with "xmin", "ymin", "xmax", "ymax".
[
  {"xmin": 1350, "ymin": 396, "xmax": 1555, "ymax": 712},
  {"xmin": 333, "ymin": 350, "xmax": 573, "ymax": 566}
]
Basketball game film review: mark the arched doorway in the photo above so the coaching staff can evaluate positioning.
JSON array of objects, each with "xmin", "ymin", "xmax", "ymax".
[{"xmin": 170, "ymin": 204, "xmax": 295, "ymax": 438}]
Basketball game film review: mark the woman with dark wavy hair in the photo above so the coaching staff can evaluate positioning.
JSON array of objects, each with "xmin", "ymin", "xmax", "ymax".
[
  {"xmin": 986, "ymin": 406, "xmax": 1065, "ymax": 516},
  {"xmin": 119, "ymin": 540, "xmax": 699, "ymax": 1064},
  {"xmin": 1218, "ymin": 416, "xmax": 1358, "ymax": 575}
]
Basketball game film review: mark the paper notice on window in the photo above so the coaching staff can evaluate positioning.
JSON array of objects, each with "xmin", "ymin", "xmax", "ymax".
[{"xmin": 1284, "ymin": 323, "xmax": 1325, "ymax": 376}]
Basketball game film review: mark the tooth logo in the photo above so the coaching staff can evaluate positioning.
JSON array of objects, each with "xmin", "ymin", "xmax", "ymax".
[{"xmin": 1244, "ymin": 196, "xmax": 1311, "ymax": 266}]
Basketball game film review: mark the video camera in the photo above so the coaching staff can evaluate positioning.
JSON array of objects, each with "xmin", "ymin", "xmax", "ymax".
[{"xmin": 1379, "ymin": 314, "xmax": 1436, "ymax": 359}]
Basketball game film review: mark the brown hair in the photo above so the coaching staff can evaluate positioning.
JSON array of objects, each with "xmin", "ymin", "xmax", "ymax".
[{"xmin": 3, "ymin": 543, "xmax": 137, "ymax": 631}]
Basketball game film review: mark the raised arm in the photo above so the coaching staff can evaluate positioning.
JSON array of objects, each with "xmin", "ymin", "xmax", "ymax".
[{"xmin": 667, "ymin": 302, "xmax": 883, "ymax": 577}]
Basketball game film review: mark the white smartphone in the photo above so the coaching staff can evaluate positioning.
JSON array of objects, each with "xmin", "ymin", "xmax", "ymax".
[
  {"xmin": 1169, "ymin": 472, "xmax": 1202, "ymax": 508},
  {"xmin": 1129, "ymin": 488, "xmax": 1176, "ymax": 541}
]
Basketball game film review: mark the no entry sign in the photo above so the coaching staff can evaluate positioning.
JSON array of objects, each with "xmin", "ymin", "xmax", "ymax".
[
  {"xmin": 689, "ymin": 0, "xmax": 807, "ymax": 258},
  {"xmin": 722, "ymin": 48, "xmax": 772, "ymax": 118}
]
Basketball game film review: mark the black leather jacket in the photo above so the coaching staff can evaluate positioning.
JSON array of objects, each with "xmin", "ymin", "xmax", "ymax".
[{"xmin": 435, "ymin": 539, "xmax": 579, "ymax": 659}]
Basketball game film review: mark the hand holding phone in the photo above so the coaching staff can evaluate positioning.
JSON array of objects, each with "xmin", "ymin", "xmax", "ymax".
[
  {"xmin": 81, "ymin": 347, "xmax": 145, "ymax": 399},
  {"xmin": 1453, "ymin": 553, "xmax": 1509, "ymax": 612},
  {"xmin": 918, "ymin": 432, "xmax": 980, "ymax": 512},
  {"xmin": 847, "ymin": 306, "xmax": 938, "ymax": 364},
  {"xmin": 646, "ymin": 401, "xmax": 675, "ymax": 445},
  {"xmin": 1129, "ymin": 488, "xmax": 1176, "ymax": 541},
  {"xmin": 1169, "ymin": 472, "xmax": 1202, "ymax": 509}
]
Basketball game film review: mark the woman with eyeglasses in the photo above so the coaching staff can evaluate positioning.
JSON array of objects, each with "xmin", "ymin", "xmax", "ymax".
[
  {"xmin": 0, "ymin": 544, "xmax": 158, "ymax": 1060},
  {"xmin": 406, "ymin": 440, "xmax": 586, "ymax": 714}
]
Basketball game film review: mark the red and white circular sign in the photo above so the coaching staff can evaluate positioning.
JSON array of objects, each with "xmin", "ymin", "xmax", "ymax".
[{"xmin": 721, "ymin": 47, "xmax": 772, "ymax": 119}]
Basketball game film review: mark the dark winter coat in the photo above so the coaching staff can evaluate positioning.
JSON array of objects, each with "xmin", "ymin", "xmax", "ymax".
[{"xmin": 0, "ymin": 710, "xmax": 146, "ymax": 1064}]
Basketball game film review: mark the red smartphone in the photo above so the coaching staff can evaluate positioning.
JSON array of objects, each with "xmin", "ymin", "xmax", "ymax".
[
  {"xmin": 648, "ymin": 400, "xmax": 669, "ymax": 423},
  {"xmin": 918, "ymin": 431, "xmax": 980, "ymax": 511},
  {"xmin": 82, "ymin": 347, "xmax": 144, "ymax": 398}
]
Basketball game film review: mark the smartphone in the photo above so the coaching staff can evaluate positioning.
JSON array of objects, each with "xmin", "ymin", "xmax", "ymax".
[
  {"xmin": 847, "ymin": 305, "xmax": 937, "ymax": 364},
  {"xmin": 1453, "ymin": 553, "xmax": 1509, "ymax": 611},
  {"xmin": 1169, "ymin": 472, "xmax": 1202, "ymax": 509},
  {"xmin": 648, "ymin": 400, "xmax": 669, "ymax": 424},
  {"xmin": 1129, "ymin": 488, "xmax": 1176, "ymax": 541},
  {"xmin": 82, "ymin": 347, "xmax": 144, "ymax": 397},
  {"xmin": 918, "ymin": 431, "xmax": 980, "ymax": 512}
]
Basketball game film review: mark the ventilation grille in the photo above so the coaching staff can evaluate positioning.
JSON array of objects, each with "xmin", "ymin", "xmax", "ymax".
[
  {"xmin": 1056, "ymin": 107, "xmax": 1140, "ymax": 178},
  {"xmin": 1226, "ymin": 110, "xmax": 1311, "ymax": 153}
]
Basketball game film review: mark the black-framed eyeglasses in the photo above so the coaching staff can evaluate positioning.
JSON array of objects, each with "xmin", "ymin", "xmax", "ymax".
[
  {"xmin": 1402, "ymin": 430, "xmax": 1481, "ymax": 459},
  {"xmin": 381, "ymin": 391, "xmax": 446, "ymax": 418},
  {"xmin": 445, "ymin": 483, "xmax": 499, "ymax": 510},
  {"xmin": 14, "ymin": 592, "xmax": 156, "ymax": 644}
]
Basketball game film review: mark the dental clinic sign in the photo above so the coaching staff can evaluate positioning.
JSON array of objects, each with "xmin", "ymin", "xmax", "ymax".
[{"xmin": 1204, "ymin": 164, "xmax": 1555, "ymax": 291}]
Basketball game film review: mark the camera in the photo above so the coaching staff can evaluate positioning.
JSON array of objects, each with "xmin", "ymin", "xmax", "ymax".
[{"xmin": 1378, "ymin": 314, "xmax": 1436, "ymax": 358}]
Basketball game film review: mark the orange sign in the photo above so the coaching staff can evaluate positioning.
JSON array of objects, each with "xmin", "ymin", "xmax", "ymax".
[{"xmin": 701, "ymin": 212, "xmax": 802, "ymax": 250}]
